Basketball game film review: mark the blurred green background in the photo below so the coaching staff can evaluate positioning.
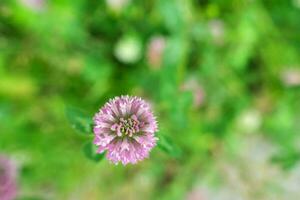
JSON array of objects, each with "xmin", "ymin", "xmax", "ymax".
[{"xmin": 1, "ymin": 0, "xmax": 300, "ymax": 199}]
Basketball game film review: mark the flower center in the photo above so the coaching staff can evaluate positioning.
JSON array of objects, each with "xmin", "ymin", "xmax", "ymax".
[{"xmin": 111, "ymin": 115, "xmax": 140, "ymax": 137}]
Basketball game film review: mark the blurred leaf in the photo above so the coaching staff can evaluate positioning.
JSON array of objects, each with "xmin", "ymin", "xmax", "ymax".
[
  {"xmin": 65, "ymin": 106, "xmax": 93, "ymax": 135},
  {"xmin": 0, "ymin": 76, "xmax": 37, "ymax": 98},
  {"xmin": 16, "ymin": 197, "xmax": 44, "ymax": 200},
  {"xmin": 83, "ymin": 141, "xmax": 105, "ymax": 162},
  {"xmin": 271, "ymin": 152, "xmax": 300, "ymax": 170},
  {"xmin": 157, "ymin": 133, "xmax": 182, "ymax": 158},
  {"xmin": 158, "ymin": 0, "xmax": 186, "ymax": 33}
]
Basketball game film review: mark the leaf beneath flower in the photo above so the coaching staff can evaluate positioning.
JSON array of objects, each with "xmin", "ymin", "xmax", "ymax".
[
  {"xmin": 83, "ymin": 141, "xmax": 105, "ymax": 162},
  {"xmin": 65, "ymin": 105, "xmax": 93, "ymax": 135},
  {"xmin": 157, "ymin": 133, "xmax": 182, "ymax": 158}
]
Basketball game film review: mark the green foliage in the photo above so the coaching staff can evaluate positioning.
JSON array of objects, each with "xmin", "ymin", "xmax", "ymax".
[
  {"xmin": 65, "ymin": 106, "xmax": 93, "ymax": 135},
  {"xmin": 157, "ymin": 133, "xmax": 182, "ymax": 159},
  {"xmin": 272, "ymin": 151, "xmax": 300, "ymax": 170},
  {"xmin": 83, "ymin": 141, "xmax": 105, "ymax": 162},
  {"xmin": 1, "ymin": 0, "xmax": 300, "ymax": 199}
]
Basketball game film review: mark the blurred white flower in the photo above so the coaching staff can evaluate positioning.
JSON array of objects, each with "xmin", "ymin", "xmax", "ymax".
[
  {"xmin": 146, "ymin": 36, "xmax": 166, "ymax": 70},
  {"xmin": 238, "ymin": 109, "xmax": 262, "ymax": 133},
  {"xmin": 20, "ymin": 0, "xmax": 45, "ymax": 12},
  {"xmin": 281, "ymin": 68, "xmax": 300, "ymax": 87},
  {"xmin": 106, "ymin": 0, "xmax": 130, "ymax": 12},
  {"xmin": 114, "ymin": 36, "xmax": 142, "ymax": 64}
]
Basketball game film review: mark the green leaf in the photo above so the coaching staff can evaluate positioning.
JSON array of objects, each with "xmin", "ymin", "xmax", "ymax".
[
  {"xmin": 83, "ymin": 141, "xmax": 105, "ymax": 162},
  {"xmin": 271, "ymin": 152, "xmax": 300, "ymax": 170},
  {"xmin": 157, "ymin": 133, "xmax": 182, "ymax": 158},
  {"xmin": 65, "ymin": 106, "xmax": 93, "ymax": 135}
]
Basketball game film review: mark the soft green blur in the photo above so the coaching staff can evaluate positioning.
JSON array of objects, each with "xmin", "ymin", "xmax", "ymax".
[{"xmin": 1, "ymin": 0, "xmax": 300, "ymax": 199}]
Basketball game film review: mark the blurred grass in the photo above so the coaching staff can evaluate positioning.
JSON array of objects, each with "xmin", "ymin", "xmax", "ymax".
[{"xmin": 0, "ymin": 0, "xmax": 300, "ymax": 199}]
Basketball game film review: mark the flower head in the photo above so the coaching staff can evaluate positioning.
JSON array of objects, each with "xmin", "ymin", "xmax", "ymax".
[
  {"xmin": 93, "ymin": 96, "xmax": 158, "ymax": 165},
  {"xmin": 0, "ymin": 155, "xmax": 17, "ymax": 200}
]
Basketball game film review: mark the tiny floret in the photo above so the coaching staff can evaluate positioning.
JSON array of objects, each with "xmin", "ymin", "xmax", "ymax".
[{"xmin": 93, "ymin": 95, "xmax": 158, "ymax": 165}]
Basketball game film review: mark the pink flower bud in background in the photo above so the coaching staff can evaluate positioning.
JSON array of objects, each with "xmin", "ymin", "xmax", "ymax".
[
  {"xmin": 93, "ymin": 95, "xmax": 158, "ymax": 165},
  {"xmin": 181, "ymin": 78, "xmax": 205, "ymax": 108},
  {"xmin": 146, "ymin": 36, "xmax": 166, "ymax": 70},
  {"xmin": 208, "ymin": 20, "xmax": 225, "ymax": 45},
  {"xmin": 0, "ymin": 155, "xmax": 17, "ymax": 200},
  {"xmin": 281, "ymin": 68, "xmax": 300, "ymax": 87},
  {"xmin": 20, "ymin": 0, "xmax": 45, "ymax": 12}
]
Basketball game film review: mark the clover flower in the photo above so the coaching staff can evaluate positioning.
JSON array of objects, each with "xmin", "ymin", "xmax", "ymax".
[
  {"xmin": 0, "ymin": 155, "xmax": 17, "ymax": 200},
  {"xmin": 93, "ymin": 96, "xmax": 158, "ymax": 165}
]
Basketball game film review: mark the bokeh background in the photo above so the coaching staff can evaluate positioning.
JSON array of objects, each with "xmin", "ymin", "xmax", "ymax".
[{"xmin": 1, "ymin": 0, "xmax": 300, "ymax": 199}]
